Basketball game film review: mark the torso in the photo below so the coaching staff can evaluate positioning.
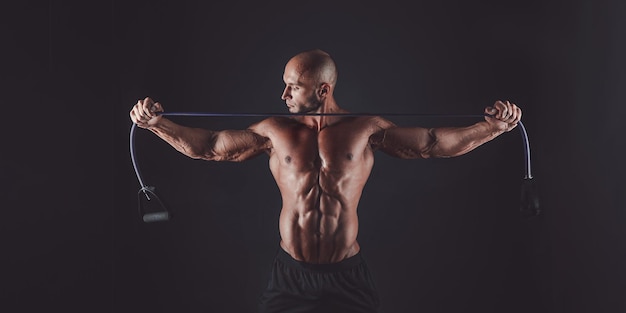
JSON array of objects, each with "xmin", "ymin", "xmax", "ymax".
[{"xmin": 253, "ymin": 116, "xmax": 387, "ymax": 263}]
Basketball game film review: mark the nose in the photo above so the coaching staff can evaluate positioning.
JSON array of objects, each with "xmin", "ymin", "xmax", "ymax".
[{"xmin": 281, "ymin": 86, "xmax": 290, "ymax": 100}]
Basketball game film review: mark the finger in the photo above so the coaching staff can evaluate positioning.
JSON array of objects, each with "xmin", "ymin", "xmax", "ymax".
[
  {"xmin": 153, "ymin": 102, "xmax": 164, "ymax": 113},
  {"xmin": 504, "ymin": 101, "xmax": 514, "ymax": 120},
  {"xmin": 508, "ymin": 102, "xmax": 520, "ymax": 122},
  {"xmin": 494, "ymin": 101, "xmax": 506, "ymax": 119},
  {"xmin": 485, "ymin": 106, "xmax": 497, "ymax": 116},
  {"xmin": 142, "ymin": 97, "xmax": 154, "ymax": 118},
  {"xmin": 133, "ymin": 101, "xmax": 144, "ymax": 120},
  {"xmin": 505, "ymin": 101, "xmax": 515, "ymax": 119},
  {"xmin": 493, "ymin": 100, "xmax": 504, "ymax": 109},
  {"xmin": 136, "ymin": 100, "xmax": 148, "ymax": 121},
  {"xmin": 130, "ymin": 109, "xmax": 138, "ymax": 123},
  {"xmin": 511, "ymin": 106, "xmax": 522, "ymax": 123},
  {"xmin": 130, "ymin": 109, "xmax": 146, "ymax": 125},
  {"xmin": 507, "ymin": 106, "xmax": 518, "ymax": 123}
]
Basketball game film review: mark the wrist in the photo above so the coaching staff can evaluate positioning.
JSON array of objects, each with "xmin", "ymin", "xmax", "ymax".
[
  {"xmin": 146, "ymin": 116, "xmax": 167, "ymax": 131},
  {"xmin": 479, "ymin": 121, "xmax": 505, "ymax": 136}
]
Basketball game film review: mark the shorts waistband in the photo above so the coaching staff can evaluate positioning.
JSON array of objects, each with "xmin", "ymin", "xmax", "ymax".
[{"xmin": 276, "ymin": 246, "xmax": 364, "ymax": 272}]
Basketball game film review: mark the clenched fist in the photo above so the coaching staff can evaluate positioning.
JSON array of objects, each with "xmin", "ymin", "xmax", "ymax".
[
  {"xmin": 484, "ymin": 100, "xmax": 522, "ymax": 132},
  {"xmin": 130, "ymin": 96, "xmax": 164, "ymax": 129}
]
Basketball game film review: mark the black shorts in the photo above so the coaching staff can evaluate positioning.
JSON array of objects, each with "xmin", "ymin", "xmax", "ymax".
[{"xmin": 258, "ymin": 247, "xmax": 380, "ymax": 313}]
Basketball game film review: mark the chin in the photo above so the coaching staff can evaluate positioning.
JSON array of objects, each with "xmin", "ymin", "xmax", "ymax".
[{"xmin": 301, "ymin": 104, "xmax": 321, "ymax": 114}]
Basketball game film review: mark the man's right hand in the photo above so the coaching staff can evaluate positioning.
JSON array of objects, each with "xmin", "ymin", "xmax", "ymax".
[{"xmin": 130, "ymin": 96, "xmax": 164, "ymax": 129}]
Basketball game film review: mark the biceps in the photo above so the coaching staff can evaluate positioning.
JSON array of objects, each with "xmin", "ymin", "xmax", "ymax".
[
  {"xmin": 206, "ymin": 130, "xmax": 269, "ymax": 161},
  {"xmin": 378, "ymin": 127, "xmax": 436, "ymax": 159}
]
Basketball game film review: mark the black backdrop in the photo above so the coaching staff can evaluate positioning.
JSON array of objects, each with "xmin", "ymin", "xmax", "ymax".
[{"xmin": 3, "ymin": 0, "xmax": 625, "ymax": 312}]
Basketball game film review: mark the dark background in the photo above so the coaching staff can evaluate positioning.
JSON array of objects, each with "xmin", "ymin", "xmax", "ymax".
[{"xmin": 3, "ymin": 0, "xmax": 624, "ymax": 312}]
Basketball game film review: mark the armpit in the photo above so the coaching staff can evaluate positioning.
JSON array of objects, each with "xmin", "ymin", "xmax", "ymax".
[
  {"xmin": 369, "ymin": 129, "xmax": 387, "ymax": 150},
  {"xmin": 368, "ymin": 117, "xmax": 396, "ymax": 150}
]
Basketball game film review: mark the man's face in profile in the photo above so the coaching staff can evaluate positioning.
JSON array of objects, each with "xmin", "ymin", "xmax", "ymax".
[{"xmin": 281, "ymin": 64, "xmax": 322, "ymax": 114}]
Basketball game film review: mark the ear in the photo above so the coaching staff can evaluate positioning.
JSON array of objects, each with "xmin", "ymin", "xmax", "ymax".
[{"xmin": 317, "ymin": 83, "xmax": 330, "ymax": 98}]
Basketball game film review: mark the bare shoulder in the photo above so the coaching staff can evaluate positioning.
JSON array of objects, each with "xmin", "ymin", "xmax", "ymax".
[
  {"xmin": 247, "ymin": 116, "xmax": 296, "ymax": 136},
  {"xmin": 363, "ymin": 115, "xmax": 396, "ymax": 133}
]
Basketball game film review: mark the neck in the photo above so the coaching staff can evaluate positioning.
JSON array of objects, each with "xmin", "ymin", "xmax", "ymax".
[{"xmin": 300, "ymin": 98, "xmax": 346, "ymax": 131}]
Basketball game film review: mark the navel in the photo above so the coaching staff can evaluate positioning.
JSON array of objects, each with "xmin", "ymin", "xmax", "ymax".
[
  {"xmin": 346, "ymin": 153, "xmax": 353, "ymax": 160},
  {"xmin": 285, "ymin": 156, "xmax": 292, "ymax": 163}
]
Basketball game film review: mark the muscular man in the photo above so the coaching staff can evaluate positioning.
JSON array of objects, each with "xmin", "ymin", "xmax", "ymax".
[{"xmin": 129, "ymin": 49, "xmax": 521, "ymax": 313}]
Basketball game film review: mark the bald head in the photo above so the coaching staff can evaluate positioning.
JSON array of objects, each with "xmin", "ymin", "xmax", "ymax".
[{"xmin": 287, "ymin": 49, "xmax": 338, "ymax": 87}]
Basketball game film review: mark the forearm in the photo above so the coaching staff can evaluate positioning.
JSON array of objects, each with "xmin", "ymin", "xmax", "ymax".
[
  {"xmin": 147, "ymin": 117, "xmax": 269, "ymax": 161},
  {"xmin": 147, "ymin": 118, "xmax": 214, "ymax": 159},
  {"xmin": 429, "ymin": 121, "xmax": 503, "ymax": 158},
  {"xmin": 381, "ymin": 121, "xmax": 503, "ymax": 159}
]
